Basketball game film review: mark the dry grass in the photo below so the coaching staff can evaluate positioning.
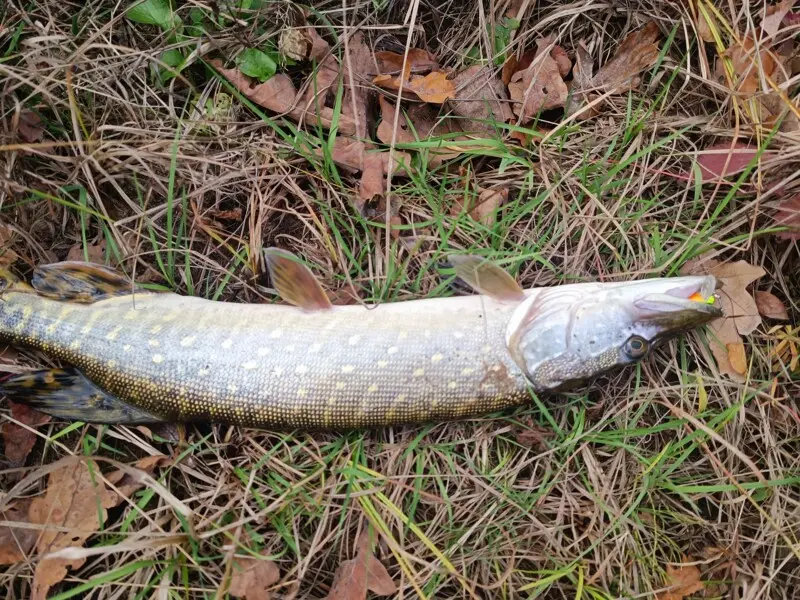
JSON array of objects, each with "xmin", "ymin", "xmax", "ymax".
[{"xmin": 1, "ymin": 0, "xmax": 799, "ymax": 598}]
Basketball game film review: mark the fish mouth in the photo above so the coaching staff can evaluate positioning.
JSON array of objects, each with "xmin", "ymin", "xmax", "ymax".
[{"xmin": 632, "ymin": 275, "xmax": 724, "ymax": 330}]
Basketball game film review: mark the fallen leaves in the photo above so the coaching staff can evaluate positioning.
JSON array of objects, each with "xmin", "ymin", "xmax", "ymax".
[
  {"xmin": 325, "ymin": 529, "xmax": 396, "ymax": 600},
  {"xmin": 374, "ymin": 48, "xmax": 439, "ymax": 76},
  {"xmin": 695, "ymin": 142, "xmax": 759, "ymax": 183},
  {"xmin": 373, "ymin": 70, "xmax": 455, "ymax": 104},
  {"xmin": 0, "ymin": 224, "xmax": 18, "ymax": 268},
  {"xmin": 508, "ymin": 38, "xmax": 570, "ymax": 119},
  {"xmin": 16, "ymin": 109, "xmax": 45, "ymax": 143},
  {"xmin": 772, "ymin": 193, "xmax": 800, "ymax": 240},
  {"xmin": 0, "ymin": 456, "xmax": 170, "ymax": 599},
  {"xmin": 229, "ymin": 555, "xmax": 281, "ymax": 600},
  {"xmin": 2, "ymin": 402, "xmax": 50, "ymax": 467},
  {"xmin": 656, "ymin": 558, "xmax": 704, "ymax": 600},
  {"xmin": 681, "ymin": 259, "xmax": 766, "ymax": 381},
  {"xmin": 755, "ymin": 291, "xmax": 790, "ymax": 320},
  {"xmin": 449, "ymin": 65, "xmax": 513, "ymax": 133}
]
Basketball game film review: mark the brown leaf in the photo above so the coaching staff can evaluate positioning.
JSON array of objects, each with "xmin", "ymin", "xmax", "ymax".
[
  {"xmin": 373, "ymin": 71, "xmax": 456, "ymax": 104},
  {"xmin": 449, "ymin": 65, "xmax": 513, "ymax": 134},
  {"xmin": 374, "ymin": 48, "xmax": 438, "ymax": 76},
  {"xmin": 697, "ymin": 10, "xmax": 716, "ymax": 43},
  {"xmin": 2, "ymin": 402, "xmax": 50, "ymax": 467},
  {"xmin": 772, "ymin": 193, "xmax": 800, "ymax": 239},
  {"xmin": 303, "ymin": 22, "xmax": 331, "ymax": 62},
  {"xmin": 66, "ymin": 240, "xmax": 106, "ymax": 263},
  {"xmin": 515, "ymin": 422, "xmax": 555, "ymax": 450},
  {"xmin": 325, "ymin": 529, "xmax": 396, "ymax": 599},
  {"xmin": 715, "ymin": 33, "xmax": 778, "ymax": 94},
  {"xmin": 695, "ymin": 142, "xmax": 759, "ymax": 183},
  {"xmin": 0, "ymin": 500, "xmax": 36, "ymax": 565},
  {"xmin": 279, "ymin": 28, "xmax": 309, "ymax": 62},
  {"xmin": 656, "ymin": 558, "xmax": 704, "ymax": 600},
  {"xmin": 0, "ymin": 224, "xmax": 19, "ymax": 268},
  {"xmin": 357, "ymin": 153, "xmax": 386, "ymax": 214},
  {"xmin": 592, "ymin": 21, "xmax": 660, "ymax": 93},
  {"xmin": 550, "ymin": 45, "xmax": 572, "ymax": 77},
  {"xmin": 467, "ymin": 187, "xmax": 509, "ymax": 226},
  {"xmin": 104, "ymin": 455, "xmax": 172, "ymax": 498},
  {"xmin": 681, "ymin": 258, "xmax": 766, "ymax": 380},
  {"xmin": 17, "ymin": 110, "xmax": 45, "ymax": 143},
  {"xmin": 508, "ymin": 39, "xmax": 569, "ymax": 119},
  {"xmin": 763, "ymin": 0, "xmax": 796, "ymax": 37},
  {"xmin": 207, "ymin": 206, "xmax": 243, "ymax": 221},
  {"xmin": 755, "ymin": 291, "xmax": 790, "ymax": 320},
  {"xmin": 29, "ymin": 460, "xmax": 122, "ymax": 600},
  {"xmin": 340, "ymin": 32, "xmax": 373, "ymax": 140},
  {"xmin": 229, "ymin": 556, "xmax": 280, "ymax": 600}
]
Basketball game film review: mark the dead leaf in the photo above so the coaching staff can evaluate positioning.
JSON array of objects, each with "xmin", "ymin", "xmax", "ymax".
[
  {"xmin": 357, "ymin": 153, "xmax": 386, "ymax": 214},
  {"xmin": 592, "ymin": 21, "xmax": 660, "ymax": 93},
  {"xmin": 697, "ymin": 10, "xmax": 716, "ymax": 43},
  {"xmin": 229, "ymin": 556, "xmax": 280, "ymax": 600},
  {"xmin": 325, "ymin": 529, "xmax": 396, "ymax": 599},
  {"xmin": 0, "ymin": 223, "xmax": 18, "ymax": 268},
  {"xmin": 374, "ymin": 48, "xmax": 438, "ymax": 75},
  {"xmin": 656, "ymin": 558, "xmax": 704, "ymax": 600},
  {"xmin": 695, "ymin": 142, "xmax": 759, "ymax": 183},
  {"xmin": 515, "ymin": 422, "xmax": 555, "ymax": 450},
  {"xmin": 508, "ymin": 38, "xmax": 569, "ymax": 119},
  {"xmin": 17, "ymin": 110, "xmax": 45, "ymax": 143},
  {"xmin": 772, "ymin": 193, "xmax": 800, "ymax": 239},
  {"xmin": 279, "ymin": 28, "xmax": 309, "ymax": 62},
  {"xmin": 755, "ymin": 291, "xmax": 790, "ymax": 320},
  {"xmin": 715, "ymin": 33, "xmax": 778, "ymax": 94},
  {"xmin": 464, "ymin": 187, "xmax": 509, "ymax": 226},
  {"xmin": 377, "ymin": 97, "xmax": 462, "ymax": 166},
  {"xmin": 67, "ymin": 240, "xmax": 106, "ymax": 263},
  {"xmin": 303, "ymin": 22, "xmax": 331, "ymax": 62},
  {"xmin": 2, "ymin": 402, "xmax": 50, "ymax": 467},
  {"xmin": 681, "ymin": 259, "xmax": 766, "ymax": 381},
  {"xmin": 207, "ymin": 206, "xmax": 243, "ymax": 221},
  {"xmin": 29, "ymin": 460, "xmax": 122, "ymax": 600},
  {"xmin": 340, "ymin": 32, "xmax": 373, "ymax": 140},
  {"xmin": 373, "ymin": 71, "xmax": 456, "ymax": 104},
  {"xmin": 565, "ymin": 42, "xmax": 599, "ymax": 118},
  {"xmin": 449, "ymin": 65, "xmax": 513, "ymax": 134},
  {"xmin": 763, "ymin": 0, "xmax": 796, "ymax": 37},
  {"xmin": 0, "ymin": 500, "xmax": 36, "ymax": 565},
  {"xmin": 105, "ymin": 455, "xmax": 172, "ymax": 498},
  {"xmin": 550, "ymin": 45, "xmax": 571, "ymax": 77}
]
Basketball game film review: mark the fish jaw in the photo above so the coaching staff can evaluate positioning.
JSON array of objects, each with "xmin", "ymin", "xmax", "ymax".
[{"xmin": 505, "ymin": 276, "xmax": 723, "ymax": 391}]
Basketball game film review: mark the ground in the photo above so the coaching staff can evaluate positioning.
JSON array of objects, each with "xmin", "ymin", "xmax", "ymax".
[{"xmin": 1, "ymin": 0, "xmax": 799, "ymax": 599}]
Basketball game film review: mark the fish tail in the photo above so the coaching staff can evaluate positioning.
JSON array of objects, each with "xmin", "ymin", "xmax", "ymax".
[{"xmin": 1, "ymin": 368, "xmax": 164, "ymax": 424}]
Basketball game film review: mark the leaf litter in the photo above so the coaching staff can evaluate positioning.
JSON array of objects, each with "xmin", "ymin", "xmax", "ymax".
[
  {"xmin": 325, "ymin": 528, "xmax": 395, "ymax": 600},
  {"xmin": 2, "ymin": 401, "xmax": 50, "ymax": 467},
  {"xmin": 656, "ymin": 557, "xmax": 704, "ymax": 600},
  {"xmin": 229, "ymin": 554, "xmax": 281, "ymax": 600},
  {"xmin": 0, "ymin": 456, "xmax": 170, "ymax": 599}
]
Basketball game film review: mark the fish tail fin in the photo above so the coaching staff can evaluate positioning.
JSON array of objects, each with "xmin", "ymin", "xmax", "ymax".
[{"xmin": 0, "ymin": 368, "xmax": 164, "ymax": 424}]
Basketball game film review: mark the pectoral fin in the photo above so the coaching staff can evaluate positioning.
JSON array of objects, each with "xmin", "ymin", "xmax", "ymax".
[
  {"xmin": 32, "ymin": 262, "xmax": 141, "ymax": 303},
  {"xmin": 264, "ymin": 248, "xmax": 333, "ymax": 311},
  {"xmin": 0, "ymin": 368, "xmax": 163, "ymax": 424},
  {"xmin": 449, "ymin": 255, "xmax": 526, "ymax": 302}
]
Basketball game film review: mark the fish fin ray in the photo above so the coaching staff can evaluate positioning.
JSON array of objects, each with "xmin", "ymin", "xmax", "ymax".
[
  {"xmin": 32, "ymin": 262, "xmax": 142, "ymax": 303},
  {"xmin": 0, "ymin": 368, "xmax": 163, "ymax": 424},
  {"xmin": 448, "ymin": 255, "xmax": 526, "ymax": 302},
  {"xmin": 264, "ymin": 248, "xmax": 332, "ymax": 311}
]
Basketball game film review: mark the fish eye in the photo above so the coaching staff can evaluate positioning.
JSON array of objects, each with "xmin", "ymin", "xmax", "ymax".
[{"xmin": 622, "ymin": 335, "xmax": 649, "ymax": 360}]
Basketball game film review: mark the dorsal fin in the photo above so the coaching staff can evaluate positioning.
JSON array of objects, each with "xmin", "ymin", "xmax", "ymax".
[
  {"xmin": 449, "ymin": 254, "xmax": 526, "ymax": 302},
  {"xmin": 32, "ymin": 262, "xmax": 141, "ymax": 303},
  {"xmin": 264, "ymin": 248, "xmax": 333, "ymax": 311}
]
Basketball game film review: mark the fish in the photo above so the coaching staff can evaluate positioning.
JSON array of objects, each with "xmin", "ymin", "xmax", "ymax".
[{"xmin": 0, "ymin": 252, "xmax": 723, "ymax": 430}]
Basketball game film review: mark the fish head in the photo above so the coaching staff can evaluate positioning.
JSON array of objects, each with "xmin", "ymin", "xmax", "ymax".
[{"xmin": 505, "ymin": 276, "xmax": 723, "ymax": 391}]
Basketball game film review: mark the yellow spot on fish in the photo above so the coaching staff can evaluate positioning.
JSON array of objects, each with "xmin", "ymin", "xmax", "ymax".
[
  {"xmin": 336, "ymin": 381, "xmax": 345, "ymax": 390},
  {"xmin": 161, "ymin": 312, "xmax": 178, "ymax": 322},
  {"xmin": 180, "ymin": 336, "xmax": 196, "ymax": 347},
  {"xmin": 461, "ymin": 367, "xmax": 475, "ymax": 375},
  {"xmin": 348, "ymin": 335, "xmax": 360, "ymax": 346},
  {"xmin": 387, "ymin": 346, "xmax": 398, "ymax": 355},
  {"xmin": 152, "ymin": 354, "xmax": 164, "ymax": 364},
  {"xmin": 123, "ymin": 310, "xmax": 137, "ymax": 321},
  {"xmin": 123, "ymin": 344, "xmax": 131, "ymax": 352},
  {"xmin": 107, "ymin": 360, "xmax": 117, "ymax": 369},
  {"xmin": 70, "ymin": 340, "xmax": 82, "ymax": 350},
  {"xmin": 228, "ymin": 384, "xmax": 238, "ymax": 393},
  {"xmin": 149, "ymin": 339, "xmax": 160, "ymax": 347},
  {"xmin": 150, "ymin": 324, "xmax": 163, "ymax": 334},
  {"xmin": 222, "ymin": 339, "xmax": 233, "ymax": 349},
  {"xmin": 398, "ymin": 331, "xmax": 408, "ymax": 340},
  {"xmin": 377, "ymin": 360, "xmax": 388, "ymax": 368},
  {"xmin": 297, "ymin": 387, "xmax": 307, "ymax": 398},
  {"xmin": 341, "ymin": 365, "xmax": 355, "ymax": 374},
  {"xmin": 482, "ymin": 345, "xmax": 492, "ymax": 353},
  {"xmin": 105, "ymin": 326, "xmax": 122, "ymax": 341},
  {"xmin": 295, "ymin": 365, "xmax": 309, "ymax": 375},
  {"xmin": 257, "ymin": 347, "xmax": 270, "ymax": 356},
  {"xmin": 242, "ymin": 361, "xmax": 258, "ymax": 370},
  {"xmin": 431, "ymin": 353, "xmax": 444, "ymax": 363},
  {"xmin": 393, "ymin": 394, "xmax": 407, "ymax": 403},
  {"xmin": 269, "ymin": 329, "xmax": 283, "ymax": 339},
  {"xmin": 327, "ymin": 397, "xmax": 336, "ymax": 405},
  {"xmin": 197, "ymin": 367, "xmax": 208, "ymax": 376},
  {"xmin": 413, "ymin": 368, "xmax": 425, "ymax": 377},
  {"xmin": 368, "ymin": 384, "xmax": 378, "ymax": 393},
  {"xmin": 448, "ymin": 381, "xmax": 457, "ymax": 389},
  {"xmin": 46, "ymin": 320, "xmax": 61, "ymax": 335}
]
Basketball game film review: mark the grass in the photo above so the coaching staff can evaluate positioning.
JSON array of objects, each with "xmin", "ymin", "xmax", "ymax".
[{"xmin": 1, "ymin": 0, "xmax": 799, "ymax": 598}]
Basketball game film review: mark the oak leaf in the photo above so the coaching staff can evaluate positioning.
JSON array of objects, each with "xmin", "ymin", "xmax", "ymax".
[
  {"xmin": 0, "ymin": 500, "xmax": 36, "ymax": 565},
  {"xmin": 373, "ymin": 71, "xmax": 455, "ymax": 104},
  {"xmin": 762, "ymin": 0, "xmax": 796, "ymax": 37},
  {"xmin": 772, "ymin": 193, "xmax": 800, "ymax": 240},
  {"xmin": 755, "ymin": 291, "xmax": 790, "ymax": 320},
  {"xmin": 377, "ymin": 97, "xmax": 462, "ymax": 165},
  {"xmin": 449, "ymin": 65, "xmax": 513, "ymax": 134},
  {"xmin": 656, "ymin": 558, "xmax": 704, "ymax": 600},
  {"xmin": 229, "ymin": 556, "xmax": 281, "ymax": 600},
  {"xmin": 374, "ymin": 48, "xmax": 438, "ymax": 76},
  {"xmin": 592, "ymin": 21, "xmax": 660, "ymax": 93},
  {"xmin": 2, "ymin": 401, "xmax": 50, "ymax": 467},
  {"xmin": 17, "ymin": 110, "xmax": 45, "ymax": 143},
  {"xmin": 508, "ymin": 38, "xmax": 569, "ymax": 119},
  {"xmin": 714, "ymin": 33, "xmax": 779, "ymax": 95},
  {"xmin": 325, "ymin": 529, "xmax": 396, "ymax": 600}
]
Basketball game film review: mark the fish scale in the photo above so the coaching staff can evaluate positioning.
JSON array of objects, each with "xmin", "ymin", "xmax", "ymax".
[{"xmin": 0, "ymin": 287, "xmax": 531, "ymax": 428}]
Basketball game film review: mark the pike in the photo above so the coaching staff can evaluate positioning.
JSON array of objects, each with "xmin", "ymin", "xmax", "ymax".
[{"xmin": 0, "ymin": 252, "xmax": 722, "ymax": 429}]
